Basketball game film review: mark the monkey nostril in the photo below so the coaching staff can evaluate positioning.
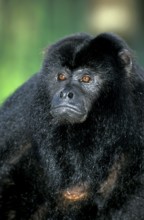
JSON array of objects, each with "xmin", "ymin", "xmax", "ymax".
[
  {"xmin": 68, "ymin": 92, "xmax": 74, "ymax": 99},
  {"xmin": 60, "ymin": 91, "xmax": 63, "ymax": 98}
]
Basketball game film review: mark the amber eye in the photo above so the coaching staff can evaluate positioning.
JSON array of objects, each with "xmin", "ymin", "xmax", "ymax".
[
  {"xmin": 57, "ymin": 73, "xmax": 67, "ymax": 81},
  {"xmin": 81, "ymin": 75, "xmax": 91, "ymax": 83}
]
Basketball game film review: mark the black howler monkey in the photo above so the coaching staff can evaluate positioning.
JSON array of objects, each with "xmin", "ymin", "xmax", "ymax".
[{"xmin": 0, "ymin": 32, "xmax": 144, "ymax": 220}]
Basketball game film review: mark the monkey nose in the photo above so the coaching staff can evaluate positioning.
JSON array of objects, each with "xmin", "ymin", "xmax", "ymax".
[{"xmin": 60, "ymin": 91, "xmax": 74, "ymax": 99}]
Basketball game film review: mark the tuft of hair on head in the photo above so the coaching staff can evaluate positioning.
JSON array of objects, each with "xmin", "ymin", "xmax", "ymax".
[{"xmin": 93, "ymin": 32, "xmax": 134, "ymax": 76}]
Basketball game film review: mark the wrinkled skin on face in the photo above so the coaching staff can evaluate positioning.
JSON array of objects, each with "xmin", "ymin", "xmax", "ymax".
[{"xmin": 49, "ymin": 68, "xmax": 102, "ymax": 124}]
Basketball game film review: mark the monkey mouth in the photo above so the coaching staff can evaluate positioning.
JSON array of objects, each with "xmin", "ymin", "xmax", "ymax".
[
  {"xmin": 51, "ymin": 105, "xmax": 83, "ymax": 114},
  {"xmin": 50, "ymin": 105, "xmax": 87, "ymax": 123}
]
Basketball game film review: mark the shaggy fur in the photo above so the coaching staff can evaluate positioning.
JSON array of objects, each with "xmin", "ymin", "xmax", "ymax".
[{"xmin": 0, "ymin": 33, "xmax": 144, "ymax": 219}]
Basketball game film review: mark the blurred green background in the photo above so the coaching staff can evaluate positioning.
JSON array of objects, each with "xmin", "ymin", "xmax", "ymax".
[{"xmin": 0, "ymin": 0, "xmax": 144, "ymax": 103}]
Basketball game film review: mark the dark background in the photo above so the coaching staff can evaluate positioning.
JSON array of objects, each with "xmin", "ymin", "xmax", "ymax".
[{"xmin": 0, "ymin": 0, "xmax": 144, "ymax": 103}]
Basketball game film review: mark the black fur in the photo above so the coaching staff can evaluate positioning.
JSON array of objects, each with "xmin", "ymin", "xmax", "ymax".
[{"xmin": 0, "ymin": 33, "xmax": 144, "ymax": 219}]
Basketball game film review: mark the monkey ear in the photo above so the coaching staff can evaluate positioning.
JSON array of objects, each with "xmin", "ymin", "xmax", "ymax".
[{"xmin": 118, "ymin": 49, "xmax": 133, "ymax": 74}]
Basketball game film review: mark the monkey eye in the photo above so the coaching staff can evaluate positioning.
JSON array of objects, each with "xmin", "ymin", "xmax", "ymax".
[
  {"xmin": 57, "ymin": 73, "xmax": 67, "ymax": 81},
  {"xmin": 80, "ymin": 75, "xmax": 92, "ymax": 83}
]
